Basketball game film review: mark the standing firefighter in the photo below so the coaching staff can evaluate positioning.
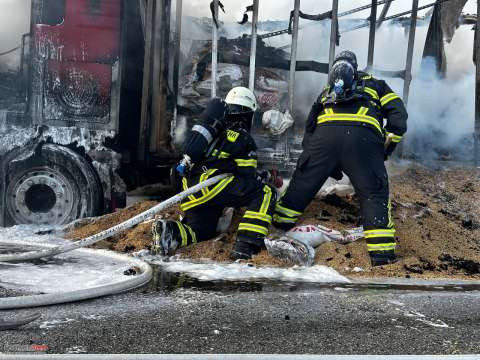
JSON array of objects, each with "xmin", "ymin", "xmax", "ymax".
[
  {"xmin": 152, "ymin": 87, "xmax": 280, "ymax": 260},
  {"xmin": 273, "ymin": 51, "xmax": 408, "ymax": 266}
]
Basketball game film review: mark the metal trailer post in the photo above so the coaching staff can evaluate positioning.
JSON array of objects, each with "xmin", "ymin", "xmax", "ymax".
[
  {"xmin": 286, "ymin": 0, "xmax": 300, "ymax": 160},
  {"xmin": 377, "ymin": 0, "xmax": 392, "ymax": 29},
  {"xmin": 211, "ymin": 0, "xmax": 219, "ymax": 98},
  {"xmin": 172, "ymin": 0, "xmax": 183, "ymax": 138},
  {"xmin": 248, "ymin": 0, "xmax": 259, "ymax": 91},
  {"xmin": 367, "ymin": 0, "xmax": 378, "ymax": 70},
  {"xmin": 328, "ymin": 0, "xmax": 339, "ymax": 69},
  {"xmin": 475, "ymin": 0, "xmax": 480, "ymax": 166},
  {"xmin": 402, "ymin": 0, "xmax": 419, "ymax": 105},
  {"xmin": 150, "ymin": 0, "xmax": 172, "ymax": 153},
  {"xmin": 138, "ymin": 0, "xmax": 155, "ymax": 162}
]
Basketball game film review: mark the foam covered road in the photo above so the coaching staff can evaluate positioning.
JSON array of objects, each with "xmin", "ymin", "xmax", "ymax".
[{"xmin": 1, "ymin": 280, "xmax": 480, "ymax": 354}]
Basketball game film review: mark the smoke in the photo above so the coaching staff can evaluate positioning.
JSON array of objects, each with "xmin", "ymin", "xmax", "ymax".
[
  {"xmin": 0, "ymin": 0, "xmax": 31, "ymax": 71},
  {"xmin": 292, "ymin": 18, "xmax": 475, "ymax": 161}
]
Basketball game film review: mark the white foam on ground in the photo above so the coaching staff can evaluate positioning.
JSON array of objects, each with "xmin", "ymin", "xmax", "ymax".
[
  {"xmin": 145, "ymin": 256, "xmax": 350, "ymax": 283},
  {"xmin": 0, "ymin": 225, "xmax": 137, "ymax": 294}
]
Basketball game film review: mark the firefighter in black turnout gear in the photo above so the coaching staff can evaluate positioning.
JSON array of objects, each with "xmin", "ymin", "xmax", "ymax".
[
  {"xmin": 273, "ymin": 51, "xmax": 408, "ymax": 266},
  {"xmin": 152, "ymin": 87, "xmax": 279, "ymax": 260}
]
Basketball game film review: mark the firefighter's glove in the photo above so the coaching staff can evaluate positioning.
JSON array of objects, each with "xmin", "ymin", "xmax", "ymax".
[
  {"xmin": 200, "ymin": 98, "xmax": 229, "ymax": 128},
  {"xmin": 258, "ymin": 169, "xmax": 283, "ymax": 189}
]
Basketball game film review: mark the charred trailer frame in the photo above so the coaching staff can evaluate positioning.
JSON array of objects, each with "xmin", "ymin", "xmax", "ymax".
[{"xmin": 0, "ymin": 0, "xmax": 176, "ymax": 227}]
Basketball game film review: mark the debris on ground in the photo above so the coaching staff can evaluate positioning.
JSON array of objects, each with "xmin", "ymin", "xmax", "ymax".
[{"xmin": 65, "ymin": 165, "xmax": 480, "ymax": 280}]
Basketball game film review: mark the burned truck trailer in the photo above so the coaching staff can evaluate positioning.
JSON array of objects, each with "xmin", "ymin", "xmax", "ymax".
[
  {"xmin": 0, "ymin": 0, "xmax": 162, "ymax": 226},
  {"xmin": 0, "ymin": 0, "xmax": 301, "ymax": 227}
]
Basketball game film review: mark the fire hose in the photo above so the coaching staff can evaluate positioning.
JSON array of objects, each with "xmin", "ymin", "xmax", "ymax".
[{"xmin": 0, "ymin": 173, "xmax": 230, "ymax": 310}]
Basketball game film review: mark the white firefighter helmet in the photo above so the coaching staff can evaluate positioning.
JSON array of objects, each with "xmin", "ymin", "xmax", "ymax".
[{"xmin": 225, "ymin": 87, "xmax": 258, "ymax": 113}]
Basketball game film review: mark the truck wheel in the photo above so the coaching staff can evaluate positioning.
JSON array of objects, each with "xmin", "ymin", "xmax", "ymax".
[{"xmin": 5, "ymin": 144, "xmax": 103, "ymax": 226}]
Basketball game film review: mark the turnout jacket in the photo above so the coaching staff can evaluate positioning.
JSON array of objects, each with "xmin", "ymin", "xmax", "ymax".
[
  {"xmin": 305, "ymin": 72, "xmax": 408, "ymax": 154},
  {"xmin": 180, "ymin": 124, "xmax": 259, "ymax": 212}
]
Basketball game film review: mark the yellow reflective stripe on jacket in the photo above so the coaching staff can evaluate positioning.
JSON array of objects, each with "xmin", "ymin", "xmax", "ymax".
[
  {"xmin": 364, "ymin": 229, "xmax": 396, "ymax": 238},
  {"xmin": 317, "ymin": 113, "xmax": 382, "ymax": 134},
  {"xmin": 364, "ymin": 87, "xmax": 379, "ymax": 100},
  {"xmin": 275, "ymin": 203, "xmax": 302, "ymax": 218},
  {"xmin": 367, "ymin": 243, "xmax": 396, "ymax": 252},
  {"xmin": 238, "ymin": 223, "xmax": 269, "ymax": 236},
  {"xmin": 244, "ymin": 211, "xmax": 272, "ymax": 224},
  {"xmin": 175, "ymin": 221, "xmax": 188, "ymax": 247},
  {"xmin": 182, "ymin": 177, "xmax": 196, "ymax": 201},
  {"xmin": 380, "ymin": 93, "xmax": 400, "ymax": 107},
  {"xmin": 180, "ymin": 176, "xmax": 234, "ymax": 211},
  {"xmin": 259, "ymin": 185, "xmax": 272, "ymax": 214},
  {"xmin": 361, "ymin": 74, "xmax": 373, "ymax": 80},
  {"xmin": 324, "ymin": 108, "xmax": 334, "ymax": 115},
  {"xmin": 273, "ymin": 214, "xmax": 297, "ymax": 224},
  {"xmin": 234, "ymin": 158, "xmax": 258, "ymax": 168}
]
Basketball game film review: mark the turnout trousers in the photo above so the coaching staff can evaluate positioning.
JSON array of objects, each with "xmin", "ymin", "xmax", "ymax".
[
  {"xmin": 273, "ymin": 125, "xmax": 396, "ymax": 256},
  {"xmin": 175, "ymin": 174, "xmax": 276, "ymax": 248}
]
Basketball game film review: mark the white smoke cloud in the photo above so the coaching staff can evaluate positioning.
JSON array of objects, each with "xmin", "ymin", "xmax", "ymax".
[{"xmin": 0, "ymin": 0, "xmax": 31, "ymax": 71}]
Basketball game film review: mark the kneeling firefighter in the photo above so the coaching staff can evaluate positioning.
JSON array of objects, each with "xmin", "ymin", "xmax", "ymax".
[
  {"xmin": 273, "ymin": 50, "xmax": 408, "ymax": 266},
  {"xmin": 152, "ymin": 87, "xmax": 282, "ymax": 260}
]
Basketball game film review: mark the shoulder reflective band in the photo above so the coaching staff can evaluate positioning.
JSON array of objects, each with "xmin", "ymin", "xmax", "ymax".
[
  {"xmin": 324, "ymin": 108, "xmax": 334, "ymax": 115},
  {"xmin": 317, "ymin": 108, "xmax": 382, "ymax": 134},
  {"xmin": 380, "ymin": 93, "xmax": 400, "ymax": 107},
  {"xmin": 192, "ymin": 125, "xmax": 214, "ymax": 143},
  {"xmin": 364, "ymin": 87, "xmax": 379, "ymax": 100},
  {"xmin": 234, "ymin": 159, "xmax": 258, "ymax": 167},
  {"xmin": 361, "ymin": 74, "xmax": 373, "ymax": 80}
]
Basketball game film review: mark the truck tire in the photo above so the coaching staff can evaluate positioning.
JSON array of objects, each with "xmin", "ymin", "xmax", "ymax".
[{"xmin": 5, "ymin": 144, "xmax": 103, "ymax": 226}]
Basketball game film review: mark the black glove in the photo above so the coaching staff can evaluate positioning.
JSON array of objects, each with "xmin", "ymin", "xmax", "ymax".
[{"xmin": 200, "ymin": 98, "xmax": 228, "ymax": 126}]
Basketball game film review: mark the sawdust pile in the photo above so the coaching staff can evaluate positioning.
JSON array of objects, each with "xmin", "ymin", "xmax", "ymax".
[{"xmin": 65, "ymin": 165, "xmax": 480, "ymax": 279}]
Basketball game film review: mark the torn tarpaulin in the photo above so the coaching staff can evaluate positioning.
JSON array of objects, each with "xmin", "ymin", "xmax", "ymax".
[
  {"xmin": 288, "ymin": 10, "xmax": 339, "ymax": 45},
  {"xmin": 210, "ymin": 1, "xmax": 225, "ymax": 29},
  {"xmin": 238, "ymin": 4, "xmax": 254, "ymax": 25},
  {"xmin": 422, "ymin": 0, "xmax": 467, "ymax": 75}
]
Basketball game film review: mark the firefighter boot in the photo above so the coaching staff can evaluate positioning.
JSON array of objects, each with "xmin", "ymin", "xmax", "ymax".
[
  {"xmin": 151, "ymin": 220, "xmax": 181, "ymax": 256},
  {"xmin": 230, "ymin": 235, "xmax": 263, "ymax": 260},
  {"xmin": 370, "ymin": 251, "xmax": 397, "ymax": 267}
]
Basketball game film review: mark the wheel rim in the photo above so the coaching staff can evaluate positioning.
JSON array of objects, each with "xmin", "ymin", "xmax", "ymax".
[{"xmin": 6, "ymin": 169, "xmax": 76, "ymax": 225}]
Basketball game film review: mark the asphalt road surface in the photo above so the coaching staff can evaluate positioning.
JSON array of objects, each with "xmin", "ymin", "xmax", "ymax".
[{"xmin": 1, "ymin": 272, "xmax": 480, "ymax": 355}]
